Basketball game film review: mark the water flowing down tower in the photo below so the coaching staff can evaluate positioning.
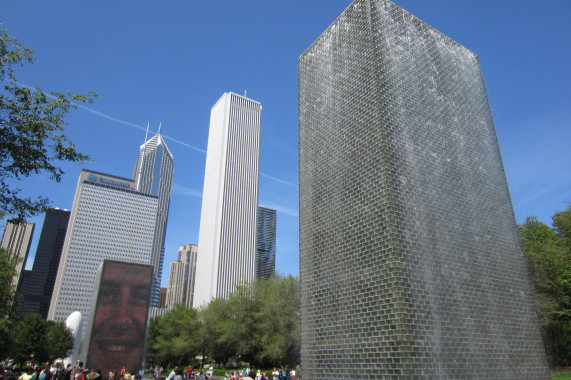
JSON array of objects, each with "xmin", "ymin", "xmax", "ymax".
[{"xmin": 298, "ymin": 0, "xmax": 549, "ymax": 378}]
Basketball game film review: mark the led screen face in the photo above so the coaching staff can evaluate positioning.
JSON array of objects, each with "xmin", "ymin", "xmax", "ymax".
[{"xmin": 86, "ymin": 260, "xmax": 153, "ymax": 375}]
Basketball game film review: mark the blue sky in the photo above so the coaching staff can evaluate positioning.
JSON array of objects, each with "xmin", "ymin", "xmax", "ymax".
[{"xmin": 1, "ymin": 0, "xmax": 569, "ymax": 286}]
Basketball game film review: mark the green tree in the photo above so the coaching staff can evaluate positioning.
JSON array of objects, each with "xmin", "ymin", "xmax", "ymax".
[
  {"xmin": 0, "ymin": 28, "xmax": 97, "ymax": 222},
  {"xmin": 252, "ymin": 275, "xmax": 300, "ymax": 368},
  {"xmin": 519, "ymin": 205, "xmax": 571, "ymax": 366},
  {"xmin": 147, "ymin": 275, "xmax": 301, "ymax": 369},
  {"xmin": 46, "ymin": 320, "xmax": 73, "ymax": 362},
  {"xmin": 200, "ymin": 297, "xmax": 242, "ymax": 366},
  {"xmin": 0, "ymin": 247, "xmax": 20, "ymax": 360},
  {"xmin": 9, "ymin": 313, "xmax": 73, "ymax": 364},
  {"xmin": 147, "ymin": 304, "xmax": 202, "ymax": 367},
  {"xmin": 11, "ymin": 313, "xmax": 48, "ymax": 365},
  {"xmin": 202, "ymin": 275, "xmax": 300, "ymax": 368}
]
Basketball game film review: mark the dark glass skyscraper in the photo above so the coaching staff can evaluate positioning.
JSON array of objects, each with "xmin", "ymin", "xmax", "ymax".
[
  {"xmin": 298, "ymin": 0, "xmax": 548, "ymax": 378},
  {"xmin": 255, "ymin": 206, "xmax": 276, "ymax": 279},
  {"xmin": 19, "ymin": 208, "xmax": 70, "ymax": 318}
]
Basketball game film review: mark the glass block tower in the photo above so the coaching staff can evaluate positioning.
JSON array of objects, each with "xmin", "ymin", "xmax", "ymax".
[
  {"xmin": 255, "ymin": 205, "xmax": 276, "ymax": 279},
  {"xmin": 193, "ymin": 92, "xmax": 262, "ymax": 308},
  {"xmin": 133, "ymin": 131, "xmax": 174, "ymax": 306},
  {"xmin": 298, "ymin": 0, "xmax": 549, "ymax": 378}
]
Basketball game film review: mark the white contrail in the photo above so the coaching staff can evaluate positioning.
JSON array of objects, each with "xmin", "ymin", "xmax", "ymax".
[
  {"xmin": 260, "ymin": 172, "xmax": 297, "ymax": 188},
  {"xmin": 75, "ymin": 104, "xmax": 147, "ymax": 132},
  {"xmin": 11, "ymin": 81, "xmax": 207, "ymax": 153},
  {"xmin": 12, "ymin": 81, "xmax": 294, "ymax": 185}
]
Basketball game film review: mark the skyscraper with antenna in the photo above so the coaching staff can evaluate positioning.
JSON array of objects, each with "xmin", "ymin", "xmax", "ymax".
[
  {"xmin": 133, "ymin": 123, "xmax": 174, "ymax": 306},
  {"xmin": 48, "ymin": 123, "xmax": 174, "ymax": 333}
]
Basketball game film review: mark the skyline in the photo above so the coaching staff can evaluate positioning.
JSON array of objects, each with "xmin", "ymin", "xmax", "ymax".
[{"xmin": 1, "ymin": 0, "xmax": 569, "ymax": 287}]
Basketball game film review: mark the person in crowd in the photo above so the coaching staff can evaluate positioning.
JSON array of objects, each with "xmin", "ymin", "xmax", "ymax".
[
  {"xmin": 18, "ymin": 368, "xmax": 34, "ymax": 380},
  {"xmin": 166, "ymin": 367, "xmax": 177, "ymax": 380}
]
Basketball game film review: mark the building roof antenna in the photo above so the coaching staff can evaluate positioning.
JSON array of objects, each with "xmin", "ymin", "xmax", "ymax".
[{"xmin": 137, "ymin": 119, "xmax": 151, "ymax": 189}]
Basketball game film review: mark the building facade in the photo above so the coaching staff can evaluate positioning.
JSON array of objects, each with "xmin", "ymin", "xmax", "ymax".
[
  {"xmin": 1, "ymin": 219, "xmax": 34, "ymax": 290},
  {"xmin": 193, "ymin": 92, "xmax": 262, "ymax": 308},
  {"xmin": 48, "ymin": 170, "xmax": 159, "ymax": 327},
  {"xmin": 19, "ymin": 208, "xmax": 70, "ymax": 318},
  {"xmin": 255, "ymin": 206, "xmax": 276, "ymax": 279},
  {"xmin": 133, "ymin": 132, "xmax": 174, "ymax": 306},
  {"xmin": 298, "ymin": 0, "xmax": 548, "ymax": 378},
  {"xmin": 158, "ymin": 287, "xmax": 167, "ymax": 308},
  {"xmin": 165, "ymin": 244, "xmax": 198, "ymax": 308}
]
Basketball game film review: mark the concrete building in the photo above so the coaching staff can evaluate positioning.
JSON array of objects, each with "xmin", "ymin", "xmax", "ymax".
[
  {"xmin": 158, "ymin": 287, "xmax": 167, "ymax": 308},
  {"xmin": 19, "ymin": 208, "xmax": 70, "ymax": 318},
  {"xmin": 255, "ymin": 206, "xmax": 276, "ymax": 279},
  {"xmin": 298, "ymin": 0, "xmax": 548, "ymax": 378},
  {"xmin": 1, "ymin": 219, "xmax": 34, "ymax": 290},
  {"xmin": 165, "ymin": 244, "xmax": 198, "ymax": 308},
  {"xmin": 193, "ymin": 92, "xmax": 262, "ymax": 308},
  {"xmin": 48, "ymin": 170, "xmax": 159, "ymax": 326},
  {"xmin": 133, "ymin": 131, "xmax": 174, "ymax": 306}
]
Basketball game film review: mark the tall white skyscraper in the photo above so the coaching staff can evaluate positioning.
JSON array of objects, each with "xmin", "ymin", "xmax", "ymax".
[
  {"xmin": 165, "ymin": 244, "xmax": 197, "ymax": 308},
  {"xmin": 193, "ymin": 92, "xmax": 262, "ymax": 308},
  {"xmin": 133, "ymin": 131, "xmax": 174, "ymax": 306},
  {"xmin": 48, "ymin": 170, "xmax": 159, "ymax": 324}
]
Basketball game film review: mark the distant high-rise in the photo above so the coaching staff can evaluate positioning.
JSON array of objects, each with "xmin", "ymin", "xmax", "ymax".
[
  {"xmin": 193, "ymin": 92, "xmax": 262, "ymax": 308},
  {"xmin": 48, "ymin": 170, "xmax": 159, "ymax": 326},
  {"xmin": 299, "ymin": 0, "xmax": 548, "ymax": 378},
  {"xmin": 1, "ymin": 220, "xmax": 34, "ymax": 290},
  {"xmin": 255, "ymin": 206, "xmax": 276, "ymax": 279},
  {"xmin": 165, "ymin": 244, "xmax": 198, "ymax": 308},
  {"xmin": 133, "ymin": 131, "xmax": 174, "ymax": 306},
  {"xmin": 19, "ymin": 208, "xmax": 70, "ymax": 318},
  {"xmin": 158, "ymin": 287, "xmax": 167, "ymax": 308}
]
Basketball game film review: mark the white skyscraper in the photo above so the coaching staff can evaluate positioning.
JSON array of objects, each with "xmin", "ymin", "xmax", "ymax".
[
  {"xmin": 193, "ymin": 92, "xmax": 262, "ymax": 308},
  {"xmin": 48, "ymin": 129, "xmax": 174, "ymax": 325},
  {"xmin": 48, "ymin": 170, "xmax": 159, "ymax": 324},
  {"xmin": 165, "ymin": 244, "xmax": 198, "ymax": 308},
  {"xmin": 133, "ymin": 131, "xmax": 174, "ymax": 306}
]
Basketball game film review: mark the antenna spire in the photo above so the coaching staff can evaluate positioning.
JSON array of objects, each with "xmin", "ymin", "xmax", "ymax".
[
  {"xmin": 158, "ymin": 121, "xmax": 162, "ymax": 135},
  {"xmin": 137, "ymin": 119, "xmax": 151, "ymax": 190},
  {"xmin": 144, "ymin": 119, "xmax": 150, "ymax": 144}
]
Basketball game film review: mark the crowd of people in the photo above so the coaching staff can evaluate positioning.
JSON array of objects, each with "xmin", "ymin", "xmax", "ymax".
[
  {"xmin": 0, "ymin": 362, "xmax": 101, "ymax": 380},
  {"xmin": 156, "ymin": 365, "xmax": 301, "ymax": 380}
]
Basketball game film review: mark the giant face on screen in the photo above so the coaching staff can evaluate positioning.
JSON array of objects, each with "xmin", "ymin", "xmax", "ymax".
[{"xmin": 86, "ymin": 260, "xmax": 153, "ymax": 374}]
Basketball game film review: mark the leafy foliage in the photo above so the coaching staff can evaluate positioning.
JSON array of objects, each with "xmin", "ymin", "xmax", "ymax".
[
  {"xmin": 0, "ymin": 28, "xmax": 97, "ymax": 222},
  {"xmin": 11, "ymin": 313, "xmax": 48, "ymax": 364},
  {"xmin": 519, "ymin": 205, "xmax": 571, "ymax": 366},
  {"xmin": 9, "ymin": 313, "xmax": 73, "ymax": 365},
  {"xmin": 46, "ymin": 320, "xmax": 74, "ymax": 362},
  {"xmin": 147, "ymin": 275, "xmax": 300, "ymax": 369},
  {"xmin": 147, "ymin": 304, "xmax": 202, "ymax": 368},
  {"xmin": 0, "ymin": 247, "xmax": 20, "ymax": 360}
]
